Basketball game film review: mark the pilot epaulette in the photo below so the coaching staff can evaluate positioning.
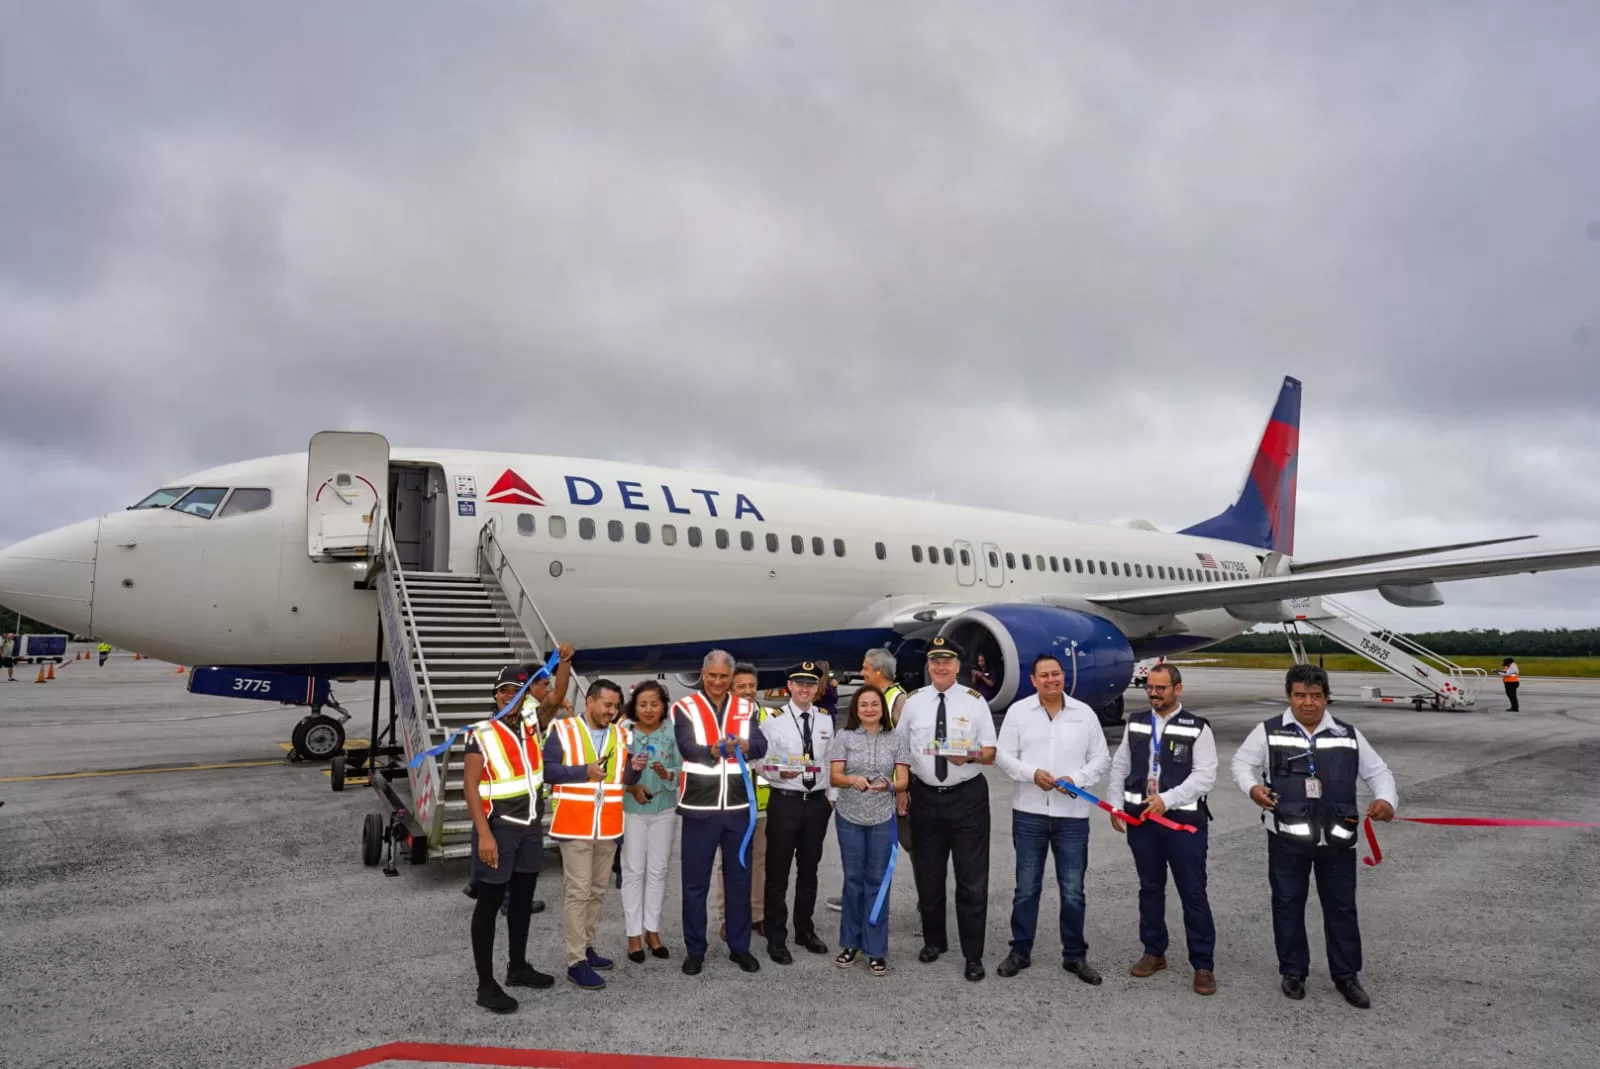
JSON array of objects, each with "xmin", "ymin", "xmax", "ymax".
[
  {"xmin": 906, "ymin": 687, "xmax": 921, "ymax": 697},
  {"xmin": 966, "ymin": 688, "xmax": 983, "ymax": 699}
]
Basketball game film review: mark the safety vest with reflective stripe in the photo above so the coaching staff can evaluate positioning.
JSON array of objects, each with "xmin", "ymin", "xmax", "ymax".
[
  {"xmin": 883, "ymin": 684, "xmax": 907, "ymax": 728},
  {"xmin": 468, "ymin": 715, "xmax": 544, "ymax": 825},
  {"xmin": 1503, "ymin": 664, "xmax": 1520, "ymax": 683},
  {"xmin": 1120, "ymin": 707, "xmax": 1210, "ymax": 820},
  {"xmin": 674, "ymin": 691, "xmax": 758, "ymax": 811},
  {"xmin": 751, "ymin": 704, "xmax": 774, "ymax": 813},
  {"xmin": 547, "ymin": 718, "xmax": 629, "ymax": 840},
  {"xmin": 1262, "ymin": 713, "xmax": 1361, "ymax": 848}
]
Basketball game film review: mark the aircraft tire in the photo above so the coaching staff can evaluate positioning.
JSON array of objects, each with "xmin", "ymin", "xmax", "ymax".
[
  {"xmin": 330, "ymin": 756, "xmax": 346, "ymax": 792},
  {"xmin": 361, "ymin": 813, "xmax": 384, "ymax": 867},
  {"xmin": 292, "ymin": 714, "xmax": 345, "ymax": 762}
]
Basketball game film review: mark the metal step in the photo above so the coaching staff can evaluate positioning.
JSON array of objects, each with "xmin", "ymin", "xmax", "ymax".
[
  {"xmin": 411, "ymin": 624, "xmax": 507, "ymax": 635},
  {"xmin": 413, "ymin": 646, "xmax": 518, "ymax": 657},
  {"xmin": 443, "ymin": 819, "xmax": 475, "ymax": 836},
  {"xmin": 416, "ymin": 633, "xmax": 513, "ymax": 644},
  {"xmin": 405, "ymin": 586, "xmax": 490, "ymax": 598},
  {"xmin": 437, "ymin": 842, "xmax": 473, "ymax": 861},
  {"xmin": 409, "ymin": 612, "xmax": 500, "ymax": 624}
]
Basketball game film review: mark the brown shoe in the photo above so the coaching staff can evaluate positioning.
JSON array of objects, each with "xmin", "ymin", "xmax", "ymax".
[
  {"xmin": 1193, "ymin": 969, "xmax": 1217, "ymax": 995},
  {"xmin": 1130, "ymin": 954, "xmax": 1167, "ymax": 978}
]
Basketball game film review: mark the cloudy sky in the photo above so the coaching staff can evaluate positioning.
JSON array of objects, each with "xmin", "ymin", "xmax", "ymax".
[{"xmin": 3, "ymin": 1, "xmax": 1598, "ymax": 630}]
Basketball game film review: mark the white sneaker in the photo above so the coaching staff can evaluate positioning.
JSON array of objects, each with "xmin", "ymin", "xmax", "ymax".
[{"xmin": 825, "ymin": 896, "xmax": 842, "ymax": 912}]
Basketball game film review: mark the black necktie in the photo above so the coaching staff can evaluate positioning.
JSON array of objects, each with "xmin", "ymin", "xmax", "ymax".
[
  {"xmin": 934, "ymin": 692, "xmax": 948, "ymax": 782},
  {"xmin": 800, "ymin": 709, "xmax": 816, "ymax": 790}
]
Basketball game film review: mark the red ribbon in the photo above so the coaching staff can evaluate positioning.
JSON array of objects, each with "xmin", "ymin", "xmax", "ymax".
[{"xmin": 1363, "ymin": 816, "xmax": 1600, "ymax": 867}]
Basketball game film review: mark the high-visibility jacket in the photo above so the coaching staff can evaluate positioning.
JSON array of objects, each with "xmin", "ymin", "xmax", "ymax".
[
  {"xmin": 883, "ymin": 683, "xmax": 907, "ymax": 728},
  {"xmin": 751, "ymin": 703, "xmax": 774, "ymax": 813},
  {"xmin": 547, "ymin": 717, "xmax": 630, "ymax": 840},
  {"xmin": 675, "ymin": 691, "xmax": 759, "ymax": 811},
  {"xmin": 1502, "ymin": 663, "xmax": 1520, "ymax": 683},
  {"xmin": 97, "ymin": 643, "xmax": 112, "ymax": 654},
  {"xmin": 468, "ymin": 715, "xmax": 544, "ymax": 825}
]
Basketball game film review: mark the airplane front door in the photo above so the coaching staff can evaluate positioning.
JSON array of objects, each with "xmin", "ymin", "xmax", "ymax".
[
  {"xmin": 953, "ymin": 540, "xmax": 977, "ymax": 586},
  {"xmin": 981, "ymin": 541, "xmax": 1005, "ymax": 587},
  {"xmin": 306, "ymin": 431, "xmax": 389, "ymax": 561}
]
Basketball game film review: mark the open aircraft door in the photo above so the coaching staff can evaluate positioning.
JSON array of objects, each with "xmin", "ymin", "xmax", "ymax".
[{"xmin": 307, "ymin": 431, "xmax": 389, "ymax": 561}]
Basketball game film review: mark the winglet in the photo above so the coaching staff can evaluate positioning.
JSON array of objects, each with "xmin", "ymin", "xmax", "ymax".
[{"xmin": 1180, "ymin": 376, "xmax": 1301, "ymax": 554}]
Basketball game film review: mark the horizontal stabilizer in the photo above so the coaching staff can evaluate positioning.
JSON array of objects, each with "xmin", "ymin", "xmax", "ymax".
[{"xmin": 1288, "ymin": 535, "xmax": 1537, "ymax": 574}]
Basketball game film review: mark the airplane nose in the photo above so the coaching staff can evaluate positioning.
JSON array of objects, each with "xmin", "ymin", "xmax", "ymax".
[{"xmin": 0, "ymin": 517, "xmax": 99, "ymax": 636}]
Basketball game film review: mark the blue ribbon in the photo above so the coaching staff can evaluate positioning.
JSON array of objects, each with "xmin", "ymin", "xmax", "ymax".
[
  {"xmin": 1054, "ymin": 779, "xmax": 1106, "ymax": 806},
  {"xmin": 869, "ymin": 780, "xmax": 897, "ymax": 926},
  {"xmin": 735, "ymin": 743, "xmax": 757, "ymax": 869},
  {"xmin": 409, "ymin": 650, "xmax": 560, "ymax": 769}
]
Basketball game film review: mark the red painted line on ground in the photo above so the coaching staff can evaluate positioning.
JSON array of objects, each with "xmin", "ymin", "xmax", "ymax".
[{"xmin": 292, "ymin": 1043, "xmax": 909, "ymax": 1069}]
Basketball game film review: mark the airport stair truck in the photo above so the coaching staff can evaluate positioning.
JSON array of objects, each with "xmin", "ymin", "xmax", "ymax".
[
  {"xmin": 305, "ymin": 431, "xmax": 582, "ymax": 874},
  {"xmin": 1281, "ymin": 595, "xmax": 1488, "ymax": 711}
]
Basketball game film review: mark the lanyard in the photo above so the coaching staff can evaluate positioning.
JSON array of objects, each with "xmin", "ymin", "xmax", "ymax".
[
  {"xmin": 1148, "ymin": 711, "xmax": 1163, "ymax": 780},
  {"xmin": 788, "ymin": 704, "xmax": 815, "ymax": 757},
  {"xmin": 1289, "ymin": 720, "xmax": 1318, "ymax": 776}
]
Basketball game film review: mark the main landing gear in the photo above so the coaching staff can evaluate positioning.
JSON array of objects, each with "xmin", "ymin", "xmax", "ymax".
[{"xmin": 289, "ymin": 695, "xmax": 352, "ymax": 762}]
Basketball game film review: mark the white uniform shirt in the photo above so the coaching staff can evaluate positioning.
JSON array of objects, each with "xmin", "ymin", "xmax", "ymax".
[
  {"xmin": 898, "ymin": 682, "xmax": 997, "ymax": 787},
  {"xmin": 1108, "ymin": 704, "xmax": 1218, "ymax": 813},
  {"xmin": 758, "ymin": 702, "xmax": 838, "ymax": 802},
  {"xmin": 994, "ymin": 693, "xmax": 1110, "ymax": 818},
  {"xmin": 1231, "ymin": 709, "xmax": 1399, "ymax": 834}
]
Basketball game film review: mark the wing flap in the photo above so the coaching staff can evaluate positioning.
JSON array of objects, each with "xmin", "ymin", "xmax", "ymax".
[{"xmin": 1287, "ymin": 534, "xmax": 1536, "ymax": 574}]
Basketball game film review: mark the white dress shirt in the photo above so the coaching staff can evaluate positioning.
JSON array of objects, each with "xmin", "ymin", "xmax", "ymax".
[
  {"xmin": 898, "ymin": 682, "xmax": 997, "ymax": 787},
  {"xmin": 1231, "ymin": 709, "xmax": 1399, "ymax": 834},
  {"xmin": 758, "ymin": 702, "xmax": 838, "ymax": 801},
  {"xmin": 1108, "ymin": 704, "xmax": 1218, "ymax": 813},
  {"xmin": 995, "ymin": 693, "xmax": 1111, "ymax": 818}
]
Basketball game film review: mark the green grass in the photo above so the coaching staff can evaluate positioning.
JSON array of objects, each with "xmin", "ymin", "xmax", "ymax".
[{"xmin": 1173, "ymin": 653, "xmax": 1600, "ymax": 678}]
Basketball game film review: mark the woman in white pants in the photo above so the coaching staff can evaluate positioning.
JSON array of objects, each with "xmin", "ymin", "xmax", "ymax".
[{"xmin": 621, "ymin": 680, "xmax": 681, "ymax": 962}]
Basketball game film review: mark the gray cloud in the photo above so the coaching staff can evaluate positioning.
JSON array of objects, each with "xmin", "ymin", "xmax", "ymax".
[{"xmin": 3, "ymin": 0, "xmax": 1598, "ymax": 628}]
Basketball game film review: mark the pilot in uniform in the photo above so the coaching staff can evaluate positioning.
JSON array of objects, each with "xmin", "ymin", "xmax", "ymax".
[
  {"xmin": 759, "ymin": 662, "xmax": 838, "ymax": 964},
  {"xmin": 1232, "ymin": 664, "xmax": 1398, "ymax": 1008},
  {"xmin": 898, "ymin": 636, "xmax": 999, "ymax": 981}
]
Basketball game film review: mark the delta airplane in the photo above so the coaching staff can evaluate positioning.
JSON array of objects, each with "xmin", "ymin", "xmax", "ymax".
[{"xmin": 3, "ymin": 377, "xmax": 1598, "ymax": 730}]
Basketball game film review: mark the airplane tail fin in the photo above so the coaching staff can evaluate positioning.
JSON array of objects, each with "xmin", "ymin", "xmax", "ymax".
[{"xmin": 1179, "ymin": 375, "xmax": 1301, "ymax": 554}]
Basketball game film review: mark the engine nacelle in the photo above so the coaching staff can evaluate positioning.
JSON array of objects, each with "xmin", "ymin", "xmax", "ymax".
[{"xmin": 938, "ymin": 605, "xmax": 1136, "ymax": 714}]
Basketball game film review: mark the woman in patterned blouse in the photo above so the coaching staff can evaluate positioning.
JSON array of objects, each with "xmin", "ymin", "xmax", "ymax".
[{"xmin": 828, "ymin": 685, "xmax": 910, "ymax": 976}]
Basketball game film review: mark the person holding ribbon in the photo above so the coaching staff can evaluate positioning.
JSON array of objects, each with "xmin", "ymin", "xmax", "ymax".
[
  {"xmin": 897, "ymin": 635, "xmax": 998, "ymax": 982},
  {"xmin": 620, "ymin": 680, "xmax": 681, "ymax": 964},
  {"xmin": 672, "ymin": 648, "xmax": 769, "ymax": 977},
  {"xmin": 461, "ymin": 665, "xmax": 558, "ymax": 1015},
  {"xmin": 828, "ymin": 684, "xmax": 910, "ymax": 976},
  {"xmin": 542, "ymin": 678, "xmax": 641, "ymax": 991},
  {"xmin": 1107, "ymin": 662, "xmax": 1218, "ymax": 995},
  {"xmin": 759, "ymin": 661, "xmax": 839, "ymax": 965},
  {"xmin": 715, "ymin": 663, "xmax": 773, "ymax": 941},
  {"xmin": 1231, "ymin": 663, "xmax": 1398, "ymax": 1008}
]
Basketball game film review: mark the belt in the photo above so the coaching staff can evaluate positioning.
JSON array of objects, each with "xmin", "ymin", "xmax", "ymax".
[
  {"xmin": 772, "ymin": 787, "xmax": 829, "ymax": 801},
  {"xmin": 912, "ymin": 776, "xmax": 980, "ymax": 795}
]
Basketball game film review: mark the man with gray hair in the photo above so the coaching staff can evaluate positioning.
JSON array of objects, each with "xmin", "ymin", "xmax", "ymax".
[{"xmin": 672, "ymin": 649, "xmax": 769, "ymax": 976}]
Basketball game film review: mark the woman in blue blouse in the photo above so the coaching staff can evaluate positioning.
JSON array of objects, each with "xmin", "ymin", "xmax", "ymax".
[{"xmin": 621, "ymin": 680, "xmax": 681, "ymax": 963}]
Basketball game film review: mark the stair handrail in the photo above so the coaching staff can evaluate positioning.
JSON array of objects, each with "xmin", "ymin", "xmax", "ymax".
[
  {"xmin": 1321, "ymin": 595, "xmax": 1487, "ymax": 688},
  {"xmin": 476, "ymin": 518, "xmax": 584, "ymax": 705}
]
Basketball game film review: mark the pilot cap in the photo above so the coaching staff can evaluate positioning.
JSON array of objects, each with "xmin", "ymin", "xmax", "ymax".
[
  {"xmin": 787, "ymin": 661, "xmax": 822, "ymax": 684},
  {"xmin": 926, "ymin": 636, "xmax": 964, "ymax": 661},
  {"xmin": 494, "ymin": 665, "xmax": 529, "ymax": 691}
]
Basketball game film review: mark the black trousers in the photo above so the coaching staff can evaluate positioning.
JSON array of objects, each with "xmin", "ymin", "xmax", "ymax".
[
  {"xmin": 1504, "ymin": 681, "xmax": 1520, "ymax": 711},
  {"xmin": 1268, "ymin": 832, "xmax": 1361, "ymax": 981},
  {"xmin": 764, "ymin": 789, "xmax": 832, "ymax": 947},
  {"xmin": 910, "ymin": 776, "xmax": 990, "ymax": 962}
]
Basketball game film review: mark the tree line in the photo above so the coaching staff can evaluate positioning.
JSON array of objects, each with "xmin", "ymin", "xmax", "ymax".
[{"xmin": 1211, "ymin": 627, "xmax": 1600, "ymax": 658}]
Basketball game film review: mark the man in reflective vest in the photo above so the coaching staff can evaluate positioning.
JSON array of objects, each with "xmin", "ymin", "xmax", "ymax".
[
  {"xmin": 673, "ymin": 648, "xmax": 770, "ymax": 976},
  {"xmin": 1231, "ymin": 663, "xmax": 1398, "ymax": 1008},
  {"xmin": 542, "ymin": 678, "xmax": 641, "ymax": 990},
  {"xmin": 1499, "ymin": 658, "xmax": 1520, "ymax": 711},
  {"xmin": 462, "ymin": 665, "xmax": 557, "ymax": 1014},
  {"xmin": 716, "ymin": 663, "xmax": 772, "ymax": 941}
]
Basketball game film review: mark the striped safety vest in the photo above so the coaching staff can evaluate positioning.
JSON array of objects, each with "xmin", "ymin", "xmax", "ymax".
[
  {"xmin": 468, "ymin": 716, "xmax": 544, "ymax": 825},
  {"xmin": 882, "ymin": 683, "xmax": 907, "ymax": 728},
  {"xmin": 1503, "ymin": 663, "xmax": 1520, "ymax": 683},
  {"xmin": 749, "ymin": 703, "xmax": 774, "ymax": 813},
  {"xmin": 674, "ymin": 691, "xmax": 758, "ymax": 812},
  {"xmin": 547, "ymin": 718, "xmax": 630, "ymax": 840}
]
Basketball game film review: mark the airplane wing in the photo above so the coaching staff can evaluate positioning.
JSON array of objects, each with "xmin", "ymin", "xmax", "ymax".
[
  {"xmin": 1086, "ymin": 543, "xmax": 1600, "ymax": 616},
  {"xmin": 1286, "ymin": 534, "xmax": 1536, "ymax": 573}
]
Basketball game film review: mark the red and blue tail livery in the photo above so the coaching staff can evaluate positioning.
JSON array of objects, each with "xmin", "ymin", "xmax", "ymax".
[{"xmin": 1179, "ymin": 375, "xmax": 1301, "ymax": 555}]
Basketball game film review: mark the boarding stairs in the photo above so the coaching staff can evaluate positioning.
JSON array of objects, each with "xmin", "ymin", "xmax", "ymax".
[
  {"xmin": 1283, "ymin": 595, "xmax": 1488, "ymax": 711},
  {"xmin": 365, "ymin": 508, "xmax": 581, "ymax": 861}
]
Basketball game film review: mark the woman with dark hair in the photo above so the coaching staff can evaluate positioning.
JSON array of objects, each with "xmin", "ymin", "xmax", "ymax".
[
  {"xmin": 828, "ymin": 685, "xmax": 910, "ymax": 976},
  {"xmin": 620, "ymin": 680, "xmax": 681, "ymax": 963}
]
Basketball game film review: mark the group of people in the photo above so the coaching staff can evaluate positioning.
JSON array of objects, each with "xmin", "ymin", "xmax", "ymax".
[{"xmin": 457, "ymin": 639, "xmax": 1400, "ymax": 1017}]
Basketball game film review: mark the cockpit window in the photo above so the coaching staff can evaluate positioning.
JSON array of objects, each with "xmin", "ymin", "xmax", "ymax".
[
  {"xmin": 172, "ymin": 487, "xmax": 230, "ymax": 519},
  {"xmin": 131, "ymin": 487, "xmax": 190, "ymax": 510},
  {"xmin": 219, "ymin": 488, "xmax": 272, "ymax": 518}
]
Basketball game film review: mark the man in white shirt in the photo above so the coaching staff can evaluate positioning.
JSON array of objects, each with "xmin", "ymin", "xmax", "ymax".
[
  {"xmin": 994, "ymin": 653, "xmax": 1111, "ymax": 984},
  {"xmin": 1107, "ymin": 663, "xmax": 1218, "ymax": 995},
  {"xmin": 899, "ymin": 635, "xmax": 998, "ymax": 982},
  {"xmin": 1231, "ymin": 663, "xmax": 1398, "ymax": 1008}
]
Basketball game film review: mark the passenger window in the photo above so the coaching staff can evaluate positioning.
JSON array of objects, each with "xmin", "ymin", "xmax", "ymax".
[
  {"xmin": 219, "ymin": 488, "xmax": 272, "ymax": 518},
  {"xmin": 1111, "ymin": 562, "xmax": 1119, "ymax": 576},
  {"xmin": 812, "ymin": 536, "xmax": 824, "ymax": 556},
  {"xmin": 925, "ymin": 545, "xmax": 936, "ymax": 563},
  {"xmin": 988, "ymin": 551, "xmax": 999, "ymax": 568},
  {"xmin": 913, "ymin": 546, "xmax": 924, "ymax": 563},
  {"xmin": 608, "ymin": 520, "xmax": 624, "ymax": 542},
  {"xmin": 635, "ymin": 522, "xmax": 650, "ymax": 544},
  {"xmin": 688, "ymin": 526, "xmax": 703, "ymax": 548},
  {"xmin": 1099, "ymin": 561, "xmax": 1107, "ymax": 575},
  {"xmin": 716, "ymin": 529, "xmax": 730, "ymax": 550},
  {"xmin": 662, "ymin": 524, "xmax": 678, "ymax": 546},
  {"xmin": 1035, "ymin": 555, "xmax": 1045, "ymax": 572},
  {"xmin": 172, "ymin": 487, "xmax": 229, "ymax": 518},
  {"xmin": 1134, "ymin": 564, "xmax": 1143, "ymax": 578},
  {"xmin": 578, "ymin": 517, "xmax": 595, "ymax": 540},
  {"xmin": 942, "ymin": 547, "xmax": 953, "ymax": 565},
  {"xmin": 1074, "ymin": 559, "xmax": 1083, "ymax": 573},
  {"xmin": 767, "ymin": 533, "xmax": 779, "ymax": 552},
  {"xmin": 740, "ymin": 531, "xmax": 754, "ymax": 551},
  {"xmin": 1022, "ymin": 555, "xmax": 1032, "ymax": 571},
  {"xmin": 791, "ymin": 535, "xmax": 804, "ymax": 555},
  {"xmin": 875, "ymin": 542, "xmax": 887, "ymax": 561},
  {"xmin": 549, "ymin": 516, "xmax": 568, "ymax": 538},
  {"xmin": 132, "ymin": 487, "xmax": 190, "ymax": 510},
  {"xmin": 1050, "ymin": 556, "xmax": 1059, "ymax": 572},
  {"xmin": 835, "ymin": 538, "xmax": 847, "ymax": 558},
  {"xmin": 516, "ymin": 513, "xmax": 535, "ymax": 536},
  {"xmin": 1005, "ymin": 552, "xmax": 1016, "ymax": 569},
  {"xmin": 959, "ymin": 548, "xmax": 971, "ymax": 566}
]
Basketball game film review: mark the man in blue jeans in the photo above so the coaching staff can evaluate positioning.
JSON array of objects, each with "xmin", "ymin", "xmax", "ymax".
[{"xmin": 993, "ymin": 654, "xmax": 1111, "ymax": 983}]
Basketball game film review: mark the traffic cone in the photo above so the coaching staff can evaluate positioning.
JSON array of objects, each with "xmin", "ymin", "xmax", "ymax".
[
  {"xmin": 47, "ymin": 664, "xmax": 56, "ymax": 680},
  {"xmin": 35, "ymin": 667, "xmax": 46, "ymax": 683},
  {"xmin": 134, "ymin": 653, "xmax": 142, "ymax": 661},
  {"xmin": 176, "ymin": 665, "xmax": 186, "ymax": 674}
]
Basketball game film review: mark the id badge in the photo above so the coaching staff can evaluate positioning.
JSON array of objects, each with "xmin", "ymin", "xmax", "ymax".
[
  {"xmin": 1305, "ymin": 777, "xmax": 1322, "ymax": 799},
  {"xmin": 1146, "ymin": 778, "xmax": 1160, "ymax": 797}
]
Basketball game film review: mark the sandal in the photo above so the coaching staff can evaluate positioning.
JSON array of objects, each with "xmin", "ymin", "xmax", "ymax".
[
  {"xmin": 869, "ymin": 957, "xmax": 887, "ymax": 977},
  {"xmin": 834, "ymin": 948, "xmax": 859, "ymax": 968}
]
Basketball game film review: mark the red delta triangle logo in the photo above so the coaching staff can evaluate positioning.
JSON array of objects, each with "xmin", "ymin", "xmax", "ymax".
[{"xmin": 485, "ymin": 469, "xmax": 545, "ymax": 506}]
